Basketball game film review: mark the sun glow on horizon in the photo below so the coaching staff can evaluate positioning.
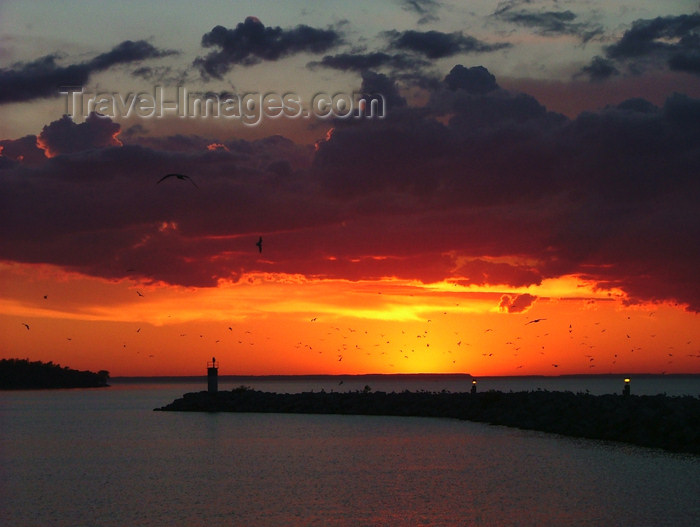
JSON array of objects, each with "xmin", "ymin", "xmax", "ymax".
[{"xmin": 1, "ymin": 261, "xmax": 699, "ymax": 377}]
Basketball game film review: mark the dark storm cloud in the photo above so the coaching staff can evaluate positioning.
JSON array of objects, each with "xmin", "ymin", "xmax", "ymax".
[
  {"xmin": 307, "ymin": 51, "xmax": 437, "ymax": 92},
  {"xmin": 37, "ymin": 113, "xmax": 121, "ymax": 156},
  {"xmin": 578, "ymin": 56, "xmax": 619, "ymax": 81},
  {"xmin": 454, "ymin": 260, "xmax": 542, "ymax": 289},
  {"xmin": 579, "ymin": 13, "xmax": 700, "ymax": 80},
  {"xmin": 529, "ymin": 95, "xmax": 700, "ymax": 310},
  {"xmin": 194, "ymin": 16, "xmax": 341, "ymax": 79},
  {"xmin": 605, "ymin": 14, "xmax": 700, "ymax": 61},
  {"xmin": 313, "ymin": 66, "xmax": 700, "ymax": 310},
  {"xmin": 384, "ymin": 29, "xmax": 511, "ymax": 59},
  {"xmin": 668, "ymin": 52, "xmax": 700, "ymax": 74},
  {"xmin": 359, "ymin": 71, "xmax": 407, "ymax": 111},
  {"xmin": 0, "ymin": 41, "xmax": 178, "ymax": 104},
  {"xmin": 0, "ymin": 119, "xmax": 322, "ymax": 287},
  {"xmin": 0, "ymin": 135, "xmax": 46, "ymax": 164},
  {"xmin": 126, "ymin": 133, "xmax": 218, "ymax": 153},
  {"xmin": 493, "ymin": 8, "xmax": 603, "ymax": 42},
  {"xmin": 428, "ymin": 65, "xmax": 561, "ymax": 130},
  {"xmin": 2, "ymin": 65, "xmax": 699, "ymax": 311},
  {"xmin": 443, "ymin": 65, "xmax": 499, "ymax": 93}
]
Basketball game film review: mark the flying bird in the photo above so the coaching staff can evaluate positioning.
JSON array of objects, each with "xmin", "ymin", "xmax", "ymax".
[
  {"xmin": 256, "ymin": 236, "xmax": 263, "ymax": 253},
  {"xmin": 157, "ymin": 173, "xmax": 199, "ymax": 188},
  {"xmin": 525, "ymin": 318, "xmax": 547, "ymax": 325},
  {"xmin": 22, "ymin": 323, "xmax": 30, "ymax": 330}
]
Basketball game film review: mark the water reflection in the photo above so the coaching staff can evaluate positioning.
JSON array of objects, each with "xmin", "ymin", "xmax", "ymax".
[{"xmin": 2, "ymin": 383, "xmax": 699, "ymax": 526}]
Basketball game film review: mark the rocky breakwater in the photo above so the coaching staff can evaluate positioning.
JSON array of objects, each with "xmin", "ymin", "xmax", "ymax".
[{"xmin": 155, "ymin": 386, "xmax": 700, "ymax": 454}]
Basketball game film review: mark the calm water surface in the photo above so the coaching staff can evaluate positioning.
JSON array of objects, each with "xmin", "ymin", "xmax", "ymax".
[{"xmin": 1, "ymin": 379, "xmax": 699, "ymax": 526}]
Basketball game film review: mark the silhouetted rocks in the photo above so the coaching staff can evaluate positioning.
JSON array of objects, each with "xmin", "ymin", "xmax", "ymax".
[
  {"xmin": 155, "ymin": 387, "xmax": 700, "ymax": 454},
  {"xmin": 0, "ymin": 358, "xmax": 110, "ymax": 389}
]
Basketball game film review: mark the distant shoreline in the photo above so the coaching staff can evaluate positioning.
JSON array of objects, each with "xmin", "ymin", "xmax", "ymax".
[
  {"xmin": 0, "ymin": 359, "xmax": 109, "ymax": 390},
  {"xmin": 155, "ymin": 388, "xmax": 700, "ymax": 455},
  {"xmin": 113, "ymin": 372, "xmax": 700, "ymax": 382}
]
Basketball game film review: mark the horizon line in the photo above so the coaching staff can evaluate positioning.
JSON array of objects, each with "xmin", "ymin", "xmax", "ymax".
[{"xmin": 110, "ymin": 372, "xmax": 700, "ymax": 380}]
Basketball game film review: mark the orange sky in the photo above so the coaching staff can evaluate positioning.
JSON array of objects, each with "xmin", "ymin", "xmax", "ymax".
[
  {"xmin": 2, "ymin": 4, "xmax": 700, "ymax": 378},
  {"xmin": 2, "ymin": 261, "xmax": 698, "ymax": 376}
]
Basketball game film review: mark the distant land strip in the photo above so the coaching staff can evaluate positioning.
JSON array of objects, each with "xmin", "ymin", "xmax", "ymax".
[
  {"xmin": 156, "ymin": 387, "xmax": 700, "ymax": 455},
  {"xmin": 0, "ymin": 358, "xmax": 109, "ymax": 389}
]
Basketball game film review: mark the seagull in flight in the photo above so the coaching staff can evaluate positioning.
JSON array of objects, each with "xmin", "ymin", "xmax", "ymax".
[
  {"xmin": 22, "ymin": 323, "xmax": 30, "ymax": 330},
  {"xmin": 256, "ymin": 236, "xmax": 263, "ymax": 253},
  {"xmin": 525, "ymin": 318, "xmax": 547, "ymax": 325},
  {"xmin": 157, "ymin": 173, "xmax": 199, "ymax": 188}
]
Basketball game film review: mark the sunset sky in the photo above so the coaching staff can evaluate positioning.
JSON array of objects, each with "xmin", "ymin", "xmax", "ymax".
[{"xmin": 1, "ymin": 0, "xmax": 699, "ymax": 377}]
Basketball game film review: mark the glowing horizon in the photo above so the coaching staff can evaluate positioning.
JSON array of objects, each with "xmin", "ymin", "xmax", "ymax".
[{"xmin": 2, "ymin": 261, "xmax": 698, "ymax": 377}]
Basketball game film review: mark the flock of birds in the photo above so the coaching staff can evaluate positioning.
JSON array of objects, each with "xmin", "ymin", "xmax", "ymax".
[
  {"xmin": 20, "ymin": 295, "xmax": 699, "ymax": 373},
  {"xmin": 16, "ymin": 174, "xmax": 700, "ymax": 372}
]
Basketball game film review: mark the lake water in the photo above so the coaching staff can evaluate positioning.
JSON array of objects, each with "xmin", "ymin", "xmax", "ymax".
[{"xmin": 2, "ymin": 376, "xmax": 699, "ymax": 526}]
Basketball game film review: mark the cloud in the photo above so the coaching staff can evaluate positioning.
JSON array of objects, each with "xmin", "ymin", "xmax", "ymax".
[
  {"xmin": 307, "ymin": 52, "xmax": 427, "ymax": 73},
  {"xmin": 130, "ymin": 65, "xmax": 187, "ymax": 85},
  {"xmin": 668, "ymin": 52, "xmax": 700, "ymax": 75},
  {"xmin": 494, "ymin": 7, "xmax": 603, "ymax": 42},
  {"xmin": 578, "ymin": 56, "xmax": 619, "ymax": 82},
  {"xmin": 428, "ymin": 66, "xmax": 562, "ymax": 130},
  {"xmin": 398, "ymin": 0, "xmax": 442, "ymax": 24},
  {"xmin": 606, "ymin": 14, "xmax": 700, "ymax": 61},
  {"xmin": 359, "ymin": 70, "xmax": 407, "ymax": 111},
  {"xmin": 384, "ymin": 29, "xmax": 511, "ymax": 59},
  {"xmin": 2, "ymin": 66, "xmax": 699, "ymax": 311},
  {"xmin": 88, "ymin": 40, "xmax": 177, "ymax": 70},
  {"xmin": 37, "ymin": 113, "xmax": 122, "ymax": 157},
  {"xmin": 0, "ymin": 41, "xmax": 177, "ymax": 104},
  {"xmin": 310, "ymin": 30, "xmax": 506, "ymax": 82},
  {"xmin": 0, "ymin": 122, "xmax": 320, "ymax": 287},
  {"xmin": 455, "ymin": 259, "xmax": 542, "ymax": 288},
  {"xmin": 579, "ymin": 13, "xmax": 700, "ymax": 80},
  {"xmin": 0, "ymin": 135, "xmax": 46, "ymax": 164},
  {"xmin": 312, "ymin": 66, "xmax": 699, "ymax": 310},
  {"xmin": 499, "ymin": 294, "xmax": 537, "ymax": 313},
  {"xmin": 195, "ymin": 16, "xmax": 341, "ymax": 79},
  {"xmin": 443, "ymin": 64, "xmax": 499, "ymax": 93}
]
